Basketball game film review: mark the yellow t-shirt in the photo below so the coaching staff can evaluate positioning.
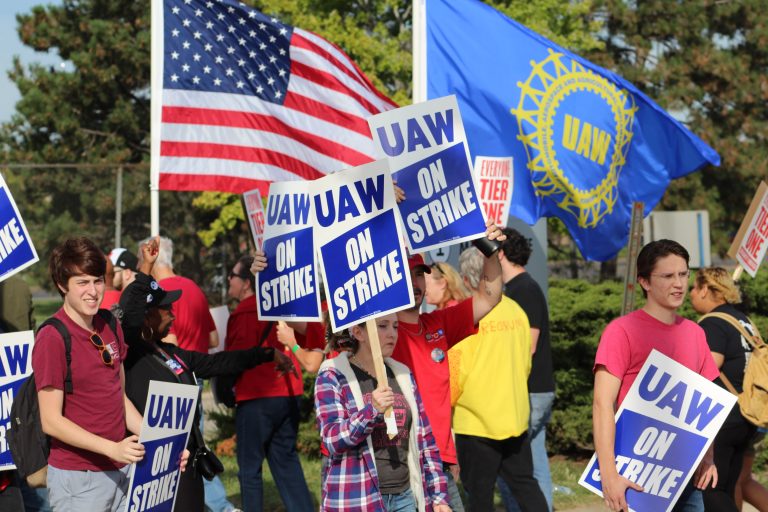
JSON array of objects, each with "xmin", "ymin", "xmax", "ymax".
[{"xmin": 448, "ymin": 296, "xmax": 532, "ymax": 439}]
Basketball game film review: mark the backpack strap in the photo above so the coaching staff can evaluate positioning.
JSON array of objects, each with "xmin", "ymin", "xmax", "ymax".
[
  {"xmin": 37, "ymin": 317, "xmax": 73, "ymax": 394},
  {"xmin": 698, "ymin": 312, "xmax": 764, "ymax": 350},
  {"xmin": 96, "ymin": 309, "xmax": 119, "ymax": 339},
  {"xmin": 35, "ymin": 310, "xmax": 118, "ymax": 396},
  {"xmin": 698, "ymin": 311, "xmax": 765, "ymax": 397}
]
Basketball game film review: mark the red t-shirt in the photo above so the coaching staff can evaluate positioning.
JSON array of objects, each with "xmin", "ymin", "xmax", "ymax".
[
  {"xmin": 160, "ymin": 276, "xmax": 216, "ymax": 353},
  {"xmin": 595, "ymin": 309, "xmax": 720, "ymax": 406},
  {"xmin": 32, "ymin": 307, "xmax": 128, "ymax": 471},
  {"xmin": 100, "ymin": 289, "xmax": 121, "ymax": 311},
  {"xmin": 225, "ymin": 294, "xmax": 325, "ymax": 401},
  {"xmin": 392, "ymin": 299, "xmax": 477, "ymax": 464}
]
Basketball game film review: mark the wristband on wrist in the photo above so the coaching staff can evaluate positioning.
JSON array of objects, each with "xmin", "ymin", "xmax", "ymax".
[{"xmin": 291, "ymin": 343, "xmax": 300, "ymax": 353}]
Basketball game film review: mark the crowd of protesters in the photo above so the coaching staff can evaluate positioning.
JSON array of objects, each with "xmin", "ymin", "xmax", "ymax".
[{"xmin": 0, "ymin": 228, "xmax": 764, "ymax": 512}]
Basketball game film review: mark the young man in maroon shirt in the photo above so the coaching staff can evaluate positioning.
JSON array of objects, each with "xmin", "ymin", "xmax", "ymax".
[{"xmin": 33, "ymin": 237, "xmax": 145, "ymax": 511}]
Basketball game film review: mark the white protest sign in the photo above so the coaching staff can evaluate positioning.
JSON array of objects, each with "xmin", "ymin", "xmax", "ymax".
[
  {"xmin": 125, "ymin": 381, "xmax": 199, "ymax": 512},
  {"xmin": 242, "ymin": 188, "xmax": 265, "ymax": 251},
  {"xmin": 257, "ymin": 181, "xmax": 321, "ymax": 322},
  {"xmin": 208, "ymin": 306, "xmax": 229, "ymax": 354},
  {"xmin": 728, "ymin": 181, "xmax": 768, "ymax": 277},
  {"xmin": 579, "ymin": 350, "xmax": 736, "ymax": 512},
  {"xmin": 474, "ymin": 156, "xmax": 513, "ymax": 226},
  {"xmin": 0, "ymin": 174, "xmax": 38, "ymax": 283},
  {"xmin": 368, "ymin": 96, "xmax": 487, "ymax": 253},
  {"xmin": 0, "ymin": 331, "xmax": 33, "ymax": 470},
  {"xmin": 311, "ymin": 159, "xmax": 413, "ymax": 332}
]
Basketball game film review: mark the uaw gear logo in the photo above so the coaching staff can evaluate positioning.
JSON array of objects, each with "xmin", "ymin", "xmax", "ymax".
[{"xmin": 512, "ymin": 49, "xmax": 636, "ymax": 228}]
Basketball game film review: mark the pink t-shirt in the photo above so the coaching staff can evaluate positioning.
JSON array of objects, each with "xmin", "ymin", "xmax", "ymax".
[
  {"xmin": 595, "ymin": 309, "xmax": 719, "ymax": 406},
  {"xmin": 32, "ymin": 308, "xmax": 128, "ymax": 471},
  {"xmin": 160, "ymin": 276, "xmax": 216, "ymax": 353},
  {"xmin": 392, "ymin": 299, "xmax": 477, "ymax": 465}
]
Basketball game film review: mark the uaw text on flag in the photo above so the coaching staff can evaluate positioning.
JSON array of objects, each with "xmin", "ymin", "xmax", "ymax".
[
  {"xmin": 424, "ymin": 0, "xmax": 720, "ymax": 261},
  {"xmin": 152, "ymin": 0, "xmax": 396, "ymax": 195}
]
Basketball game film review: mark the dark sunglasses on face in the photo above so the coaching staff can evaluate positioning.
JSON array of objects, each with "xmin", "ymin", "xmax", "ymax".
[
  {"xmin": 228, "ymin": 270, "xmax": 249, "ymax": 280},
  {"xmin": 90, "ymin": 333, "xmax": 114, "ymax": 366}
]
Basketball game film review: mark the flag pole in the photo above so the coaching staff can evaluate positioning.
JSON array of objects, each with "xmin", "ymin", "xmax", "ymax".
[
  {"xmin": 621, "ymin": 202, "xmax": 644, "ymax": 315},
  {"xmin": 150, "ymin": 0, "xmax": 163, "ymax": 236},
  {"xmin": 412, "ymin": 0, "xmax": 426, "ymax": 104}
]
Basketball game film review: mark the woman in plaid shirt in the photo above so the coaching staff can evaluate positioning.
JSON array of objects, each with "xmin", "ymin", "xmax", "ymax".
[{"xmin": 315, "ymin": 313, "xmax": 451, "ymax": 512}]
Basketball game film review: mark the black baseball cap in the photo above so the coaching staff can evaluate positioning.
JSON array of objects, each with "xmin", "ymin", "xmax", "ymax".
[{"xmin": 109, "ymin": 248, "xmax": 139, "ymax": 271}]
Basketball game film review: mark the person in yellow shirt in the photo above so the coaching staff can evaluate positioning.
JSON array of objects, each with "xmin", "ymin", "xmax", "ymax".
[{"xmin": 448, "ymin": 246, "xmax": 546, "ymax": 512}]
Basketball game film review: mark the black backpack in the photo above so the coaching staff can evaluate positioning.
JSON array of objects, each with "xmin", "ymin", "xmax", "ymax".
[{"xmin": 7, "ymin": 309, "xmax": 118, "ymax": 487}]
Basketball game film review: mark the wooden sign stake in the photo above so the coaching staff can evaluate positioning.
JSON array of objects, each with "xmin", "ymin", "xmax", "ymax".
[
  {"xmin": 365, "ymin": 318, "xmax": 397, "ymax": 438},
  {"xmin": 621, "ymin": 202, "xmax": 644, "ymax": 316}
]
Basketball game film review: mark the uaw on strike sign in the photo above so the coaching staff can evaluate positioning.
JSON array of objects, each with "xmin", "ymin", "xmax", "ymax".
[
  {"xmin": 125, "ymin": 381, "xmax": 198, "ymax": 512},
  {"xmin": 0, "ymin": 331, "xmax": 33, "ymax": 470},
  {"xmin": 311, "ymin": 159, "xmax": 413, "ymax": 332},
  {"xmin": 368, "ymin": 95, "xmax": 487, "ymax": 253},
  {"xmin": 579, "ymin": 350, "xmax": 736, "ymax": 511}
]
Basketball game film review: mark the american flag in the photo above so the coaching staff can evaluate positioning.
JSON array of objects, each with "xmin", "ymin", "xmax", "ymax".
[{"xmin": 155, "ymin": 0, "xmax": 398, "ymax": 194}]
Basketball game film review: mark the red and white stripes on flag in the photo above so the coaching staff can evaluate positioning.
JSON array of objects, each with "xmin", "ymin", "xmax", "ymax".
[{"xmin": 154, "ymin": 0, "xmax": 397, "ymax": 195}]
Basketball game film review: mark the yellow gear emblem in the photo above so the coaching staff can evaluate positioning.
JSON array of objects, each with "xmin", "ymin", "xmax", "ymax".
[{"xmin": 512, "ymin": 49, "xmax": 636, "ymax": 228}]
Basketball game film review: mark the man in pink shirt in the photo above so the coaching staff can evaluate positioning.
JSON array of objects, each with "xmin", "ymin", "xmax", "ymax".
[{"xmin": 593, "ymin": 239, "xmax": 720, "ymax": 512}]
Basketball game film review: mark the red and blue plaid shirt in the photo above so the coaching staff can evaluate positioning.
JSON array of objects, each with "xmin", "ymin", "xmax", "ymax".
[{"xmin": 315, "ymin": 356, "xmax": 448, "ymax": 511}]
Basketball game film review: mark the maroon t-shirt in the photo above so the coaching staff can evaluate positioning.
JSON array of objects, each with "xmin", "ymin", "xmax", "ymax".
[{"xmin": 32, "ymin": 307, "xmax": 128, "ymax": 471}]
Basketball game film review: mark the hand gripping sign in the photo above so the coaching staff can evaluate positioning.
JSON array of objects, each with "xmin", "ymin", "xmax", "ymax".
[
  {"xmin": 311, "ymin": 159, "xmax": 408, "ymax": 436},
  {"xmin": 125, "ymin": 381, "xmax": 199, "ymax": 512},
  {"xmin": 257, "ymin": 181, "xmax": 322, "ymax": 321},
  {"xmin": 368, "ymin": 96, "xmax": 487, "ymax": 253},
  {"xmin": 579, "ymin": 350, "xmax": 736, "ymax": 512},
  {"xmin": 0, "ymin": 331, "xmax": 33, "ymax": 470},
  {"xmin": 0, "ymin": 174, "xmax": 38, "ymax": 283}
]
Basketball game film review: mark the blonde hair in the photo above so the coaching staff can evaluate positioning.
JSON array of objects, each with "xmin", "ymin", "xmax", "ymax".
[
  {"xmin": 695, "ymin": 267, "xmax": 741, "ymax": 304},
  {"xmin": 430, "ymin": 261, "xmax": 469, "ymax": 308}
]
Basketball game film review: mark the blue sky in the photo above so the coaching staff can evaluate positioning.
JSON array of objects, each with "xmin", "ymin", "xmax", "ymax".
[{"xmin": 0, "ymin": 0, "xmax": 62, "ymax": 123}]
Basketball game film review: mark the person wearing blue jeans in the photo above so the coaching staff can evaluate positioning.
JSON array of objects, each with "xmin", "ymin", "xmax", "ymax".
[
  {"xmin": 498, "ymin": 228, "xmax": 556, "ymax": 511},
  {"xmin": 236, "ymin": 396, "xmax": 313, "ymax": 512},
  {"xmin": 198, "ymin": 383, "xmax": 240, "ymax": 512}
]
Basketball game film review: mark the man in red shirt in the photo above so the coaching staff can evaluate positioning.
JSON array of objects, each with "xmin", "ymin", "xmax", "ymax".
[
  {"xmin": 33, "ymin": 237, "xmax": 144, "ymax": 510},
  {"xmin": 225, "ymin": 254, "xmax": 324, "ymax": 512},
  {"xmin": 392, "ymin": 224, "xmax": 505, "ymax": 511}
]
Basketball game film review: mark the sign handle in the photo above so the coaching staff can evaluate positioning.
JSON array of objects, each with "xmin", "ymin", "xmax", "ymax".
[
  {"xmin": 621, "ymin": 202, "xmax": 644, "ymax": 316},
  {"xmin": 732, "ymin": 264, "xmax": 744, "ymax": 282},
  {"xmin": 365, "ymin": 318, "xmax": 397, "ymax": 438}
]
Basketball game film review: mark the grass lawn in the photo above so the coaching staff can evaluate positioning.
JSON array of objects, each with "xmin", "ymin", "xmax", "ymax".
[
  {"xmin": 33, "ymin": 297, "xmax": 63, "ymax": 326},
  {"xmin": 217, "ymin": 453, "xmax": 603, "ymax": 511},
  {"xmin": 31, "ymin": 296, "xmax": 604, "ymax": 510}
]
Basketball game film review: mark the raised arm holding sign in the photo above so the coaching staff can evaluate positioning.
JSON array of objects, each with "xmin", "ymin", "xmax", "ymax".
[{"xmin": 368, "ymin": 96, "xmax": 488, "ymax": 253}]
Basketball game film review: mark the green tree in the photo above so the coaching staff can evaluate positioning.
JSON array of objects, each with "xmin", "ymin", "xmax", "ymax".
[
  {"xmin": 1, "ymin": 0, "xmax": 603, "ymax": 284},
  {"xmin": 0, "ymin": 0, "xmax": 244, "ymax": 291},
  {"xmin": 592, "ymin": 0, "xmax": 768, "ymax": 257}
]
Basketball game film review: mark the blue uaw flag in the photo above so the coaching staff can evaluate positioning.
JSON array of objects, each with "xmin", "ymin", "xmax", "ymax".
[{"xmin": 425, "ymin": 0, "xmax": 720, "ymax": 261}]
